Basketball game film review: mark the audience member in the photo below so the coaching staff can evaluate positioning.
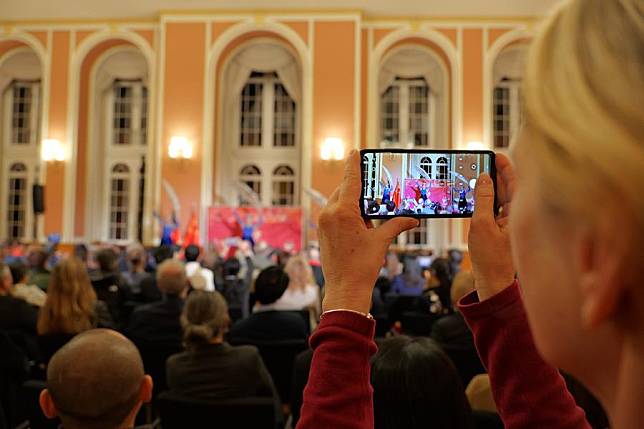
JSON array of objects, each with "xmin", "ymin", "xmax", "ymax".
[
  {"xmin": 90, "ymin": 248, "xmax": 126, "ymax": 324},
  {"xmin": 229, "ymin": 266, "xmax": 307, "ymax": 342},
  {"xmin": 391, "ymin": 257, "xmax": 424, "ymax": 296},
  {"xmin": 371, "ymin": 336, "xmax": 473, "ymax": 429},
  {"xmin": 273, "ymin": 254, "xmax": 320, "ymax": 318},
  {"xmin": 133, "ymin": 245, "xmax": 172, "ymax": 304},
  {"xmin": 121, "ymin": 243, "xmax": 152, "ymax": 300},
  {"xmin": 27, "ymin": 247, "xmax": 51, "ymax": 291},
  {"xmin": 9, "ymin": 260, "xmax": 47, "ymax": 307},
  {"xmin": 427, "ymin": 257, "xmax": 453, "ymax": 312},
  {"xmin": 37, "ymin": 257, "xmax": 114, "ymax": 362},
  {"xmin": 39, "ymin": 329, "xmax": 153, "ymax": 429},
  {"xmin": 166, "ymin": 290, "xmax": 277, "ymax": 402},
  {"xmin": 0, "ymin": 261, "xmax": 38, "ymax": 334},
  {"xmin": 127, "ymin": 259, "xmax": 188, "ymax": 348},
  {"xmin": 220, "ymin": 249, "xmax": 254, "ymax": 320},
  {"xmin": 307, "ymin": 246, "xmax": 325, "ymax": 287},
  {"xmin": 431, "ymin": 270, "xmax": 485, "ymax": 386},
  {"xmin": 73, "ymin": 244, "xmax": 89, "ymax": 266},
  {"xmin": 184, "ymin": 244, "xmax": 215, "ymax": 291},
  {"xmin": 380, "ymin": 252, "xmax": 401, "ymax": 281}
]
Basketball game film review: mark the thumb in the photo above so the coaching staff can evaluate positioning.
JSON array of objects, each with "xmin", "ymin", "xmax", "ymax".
[
  {"xmin": 376, "ymin": 217, "xmax": 419, "ymax": 241},
  {"xmin": 473, "ymin": 173, "xmax": 496, "ymax": 224}
]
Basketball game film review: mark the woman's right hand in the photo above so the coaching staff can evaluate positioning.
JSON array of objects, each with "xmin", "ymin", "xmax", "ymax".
[{"xmin": 468, "ymin": 153, "xmax": 517, "ymax": 301}]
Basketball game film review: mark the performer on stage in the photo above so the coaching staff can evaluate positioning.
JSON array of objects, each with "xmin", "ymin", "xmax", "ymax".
[
  {"xmin": 155, "ymin": 211, "xmax": 179, "ymax": 246},
  {"xmin": 233, "ymin": 210, "xmax": 263, "ymax": 249}
]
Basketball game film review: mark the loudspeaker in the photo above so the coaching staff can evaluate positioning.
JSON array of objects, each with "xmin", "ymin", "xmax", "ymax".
[{"xmin": 33, "ymin": 184, "xmax": 45, "ymax": 214}]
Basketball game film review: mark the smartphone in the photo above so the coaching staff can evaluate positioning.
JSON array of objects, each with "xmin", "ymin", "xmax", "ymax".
[{"xmin": 360, "ymin": 149, "xmax": 496, "ymax": 219}]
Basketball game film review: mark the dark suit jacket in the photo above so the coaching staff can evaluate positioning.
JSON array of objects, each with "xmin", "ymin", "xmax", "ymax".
[
  {"xmin": 0, "ymin": 295, "xmax": 38, "ymax": 334},
  {"xmin": 229, "ymin": 310, "xmax": 308, "ymax": 343},
  {"xmin": 431, "ymin": 311, "xmax": 485, "ymax": 387},
  {"xmin": 166, "ymin": 342, "xmax": 277, "ymax": 401},
  {"xmin": 126, "ymin": 295, "xmax": 184, "ymax": 347}
]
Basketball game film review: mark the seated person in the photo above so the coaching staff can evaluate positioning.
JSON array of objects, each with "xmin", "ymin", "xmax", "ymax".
[
  {"xmin": 38, "ymin": 257, "xmax": 114, "ymax": 363},
  {"xmin": 90, "ymin": 248, "xmax": 126, "ymax": 324},
  {"xmin": 184, "ymin": 244, "xmax": 215, "ymax": 291},
  {"xmin": 0, "ymin": 261, "xmax": 38, "ymax": 334},
  {"xmin": 9, "ymin": 260, "xmax": 47, "ymax": 307},
  {"xmin": 127, "ymin": 259, "xmax": 188, "ymax": 348},
  {"xmin": 391, "ymin": 258, "xmax": 425, "ymax": 296},
  {"xmin": 431, "ymin": 270, "xmax": 485, "ymax": 386},
  {"xmin": 27, "ymin": 247, "xmax": 51, "ymax": 291},
  {"xmin": 272, "ymin": 254, "xmax": 320, "ymax": 319},
  {"xmin": 229, "ymin": 266, "xmax": 308, "ymax": 343},
  {"xmin": 371, "ymin": 336, "xmax": 473, "ymax": 429},
  {"xmin": 39, "ymin": 329, "xmax": 153, "ymax": 429},
  {"xmin": 166, "ymin": 290, "xmax": 277, "ymax": 401},
  {"xmin": 121, "ymin": 243, "xmax": 152, "ymax": 300}
]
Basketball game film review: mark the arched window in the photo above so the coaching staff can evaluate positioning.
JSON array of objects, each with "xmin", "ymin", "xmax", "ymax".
[
  {"xmin": 272, "ymin": 165, "xmax": 295, "ymax": 206},
  {"xmin": 109, "ymin": 163, "xmax": 130, "ymax": 241},
  {"xmin": 85, "ymin": 48, "xmax": 149, "ymax": 242},
  {"xmin": 1, "ymin": 50, "xmax": 42, "ymax": 241},
  {"xmin": 220, "ymin": 41, "xmax": 301, "ymax": 207},
  {"xmin": 436, "ymin": 157, "xmax": 448, "ymax": 181},
  {"xmin": 378, "ymin": 47, "xmax": 447, "ymax": 148},
  {"xmin": 239, "ymin": 164, "xmax": 262, "ymax": 205},
  {"xmin": 419, "ymin": 156, "xmax": 432, "ymax": 178},
  {"xmin": 492, "ymin": 45, "xmax": 527, "ymax": 148}
]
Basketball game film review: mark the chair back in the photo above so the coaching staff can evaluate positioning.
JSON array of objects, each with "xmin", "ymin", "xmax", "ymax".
[
  {"xmin": 229, "ymin": 338, "xmax": 307, "ymax": 404},
  {"xmin": 20, "ymin": 380, "xmax": 59, "ymax": 429},
  {"xmin": 158, "ymin": 391, "xmax": 276, "ymax": 429},
  {"xmin": 135, "ymin": 341, "xmax": 184, "ymax": 397}
]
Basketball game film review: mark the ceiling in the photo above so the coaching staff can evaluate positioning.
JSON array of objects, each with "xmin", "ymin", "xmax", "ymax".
[{"xmin": 0, "ymin": 0, "xmax": 560, "ymax": 21}]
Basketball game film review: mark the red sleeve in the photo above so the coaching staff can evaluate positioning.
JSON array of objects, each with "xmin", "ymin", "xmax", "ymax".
[
  {"xmin": 459, "ymin": 281, "xmax": 591, "ymax": 429},
  {"xmin": 297, "ymin": 311, "xmax": 377, "ymax": 429}
]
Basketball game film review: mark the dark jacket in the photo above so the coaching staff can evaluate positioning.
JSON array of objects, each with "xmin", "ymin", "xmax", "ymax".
[
  {"xmin": 0, "ymin": 294, "xmax": 38, "ymax": 334},
  {"xmin": 91, "ymin": 272, "xmax": 126, "ymax": 325},
  {"xmin": 166, "ymin": 342, "xmax": 277, "ymax": 401},
  {"xmin": 126, "ymin": 295, "xmax": 184, "ymax": 348},
  {"xmin": 229, "ymin": 310, "xmax": 308, "ymax": 343}
]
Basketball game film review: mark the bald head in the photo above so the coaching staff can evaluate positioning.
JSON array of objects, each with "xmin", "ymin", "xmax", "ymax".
[
  {"xmin": 157, "ymin": 259, "xmax": 187, "ymax": 295},
  {"xmin": 43, "ymin": 329, "xmax": 149, "ymax": 429}
]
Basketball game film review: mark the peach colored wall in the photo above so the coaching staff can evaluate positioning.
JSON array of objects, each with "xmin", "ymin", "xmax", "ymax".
[
  {"xmin": 281, "ymin": 21, "xmax": 308, "ymax": 46},
  {"xmin": 488, "ymin": 28, "xmax": 512, "ymax": 49},
  {"xmin": 134, "ymin": 30, "xmax": 154, "ymax": 48},
  {"xmin": 161, "ymin": 22, "xmax": 206, "ymax": 228},
  {"xmin": 462, "ymin": 29, "xmax": 483, "ymax": 145},
  {"xmin": 44, "ymin": 31, "xmax": 70, "ymax": 236},
  {"xmin": 373, "ymin": 29, "xmax": 393, "ymax": 48},
  {"xmin": 0, "ymin": 41, "xmax": 26, "ymax": 59},
  {"xmin": 211, "ymin": 21, "xmax": 240, "ymax": 45},
  {"xmin": 436, "ymin": 28, "xmax": 458, "ymax": 47},
  {"xmin": 76, "ymin": 30, "xmax": 95, "ymax": 47},
  {"xmin": 360, "ymin": 28, "xmax": 368, "ymax": 148},
  {"xmin": 27, "ymin": 31, "xmax": 48, "ymax": 49},
  {"xmin": 74, "ymin": 39, "xmax": 133, "ymax": 237},
  {"xmin": 311, "ymin": 21, "xmax": 356, "ymax": 197}
]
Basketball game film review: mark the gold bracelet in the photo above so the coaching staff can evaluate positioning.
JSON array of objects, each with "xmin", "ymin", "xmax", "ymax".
[{"xmin": 320, "ymin": 309, "xmax": 374, "ymax": 320}]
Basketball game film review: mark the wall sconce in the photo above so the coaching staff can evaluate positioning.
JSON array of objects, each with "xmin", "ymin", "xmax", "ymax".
[
  {"xmin": 466, "ymin": 141, "xmax": 486, "ymax": 151},
  {"xmin": 168, "ymin": 136, "xmax": 193, "ymax": 159},
  {"xmin": 321, "ymin": 137, "xmax": 345, "ymax": 161},
  {"xmin": 41, "ymin": 139, "xmax": 65, "ymax": 162}
]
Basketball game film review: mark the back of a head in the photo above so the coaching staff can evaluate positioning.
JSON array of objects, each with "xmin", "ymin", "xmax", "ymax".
[
  {"xmin": 46, "ymin": 329, "xmax": 145, "ymax": 429},
  {"xmin": 254, "ymin": 266, "xmax": 290, "ymax": 305},
  {"xmin": 180, "ymin": 290, "xmax": 229, "ymax": 349},
  {"xmin": 284, "ymin": 254, "xmax": 314, "ymax": 291},
  {"xmin": 38, "ymin": 257, "xmax": 97, "ymax": 335},
  {"xmin": 402, "ymin": 257, "xmax": 423, "ymax": 284},
  {"xmin": 29, "ymin": 247, "xmax": 49, "ymax": 269},
  {"xmin": 95, "ymin": 248, "xmax": 118, "ymax": 274},
  {"xmin": 126, "ymin": 243, "xmax": 145, "ymax": 266},
  {"xmin": 223, "ymin": 257, "xmax": 241, "ymax": 277},
  {"xmin": 430, "ymin": 258, "xmax": 451, "ymax": 288},
  {"xmin": 74, "ymin": 244, "xmax": 89, "ymax": 264},
  {"xmin": 523, "ymin": 0, "xmax": 644, "ymax": 267},
  {"xmin": 156, "ymin": 259, "xmax": 187, "ymax": 296},
  {"xmin": 371, "ymin": 336, "xmax": 472, "ymax": 429},
  {"xmin": 9, "ymin": 260, "xmax": 28, "ymax": 285},
  {"xmin": 451, "ymin": 271, "xmax": 475, "ymax": 306},
  {"xmin": 184, "ymin": 245, "xmax": 200, "ymax": 263},
  {"xmin": 154, "ymin": 245, "xmax": 174, "ymax": 265}
]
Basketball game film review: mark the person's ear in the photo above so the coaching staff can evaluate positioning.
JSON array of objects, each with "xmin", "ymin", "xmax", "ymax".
[
  {"xmin": 577, "ymin": 225, "xmax": 624, "ymax": 329},
  {"xmin": 140, "ymin": 375, "xmax": 153, "ymax": 404},
  {"xmin": 39, "ymin": 389, "xmax": 59, "ymax": 419}
]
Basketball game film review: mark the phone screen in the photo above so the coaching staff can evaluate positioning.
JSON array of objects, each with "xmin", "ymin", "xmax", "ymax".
[{"xmin": 360, "ymin": 149, "xmax": 496, "ymax": 219}]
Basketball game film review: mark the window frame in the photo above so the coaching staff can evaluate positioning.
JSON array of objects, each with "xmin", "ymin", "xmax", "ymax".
[
  {"xmin": 380, "ymin": 77, "xmax": 433, "ymax": 148},
  {"xmin": 493, "ymin": 79, "xmax": 522, "ymax": 149}
]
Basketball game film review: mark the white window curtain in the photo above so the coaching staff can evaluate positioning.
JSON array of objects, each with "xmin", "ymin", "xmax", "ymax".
[{"xmin": 379, "ymin": 47, "xmax": 447, "ymax": 148}]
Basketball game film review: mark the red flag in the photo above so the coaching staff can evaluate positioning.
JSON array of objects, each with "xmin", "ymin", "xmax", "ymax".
[{"xmin": 183, "ymin": 211, "xmax": 200, "ymax": 247}]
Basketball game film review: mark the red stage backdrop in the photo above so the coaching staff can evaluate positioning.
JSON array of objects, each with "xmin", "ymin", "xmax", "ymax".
[
  {"xmin": 403, "ymin": 179, "xmax": 449, "ymax": 203},
  {"xmin": 208, "ymin": 207, "xmax": 302, "ymax": 251}
]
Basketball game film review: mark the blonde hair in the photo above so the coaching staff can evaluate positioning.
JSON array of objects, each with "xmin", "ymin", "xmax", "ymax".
[
  {"xmin": 284, "ymin": 254, "xmax": 315, "ymax": 292},
  {"xmin": 38, "ymin": 257, "xmax": 97, "ymax": 335},
  {"xmin": 521, "ymin": 0, "xmax": 644, "ymax": 245},
  {"xmin": 180, "ymin": 291, "xmax": 229, "ymax": 349}
]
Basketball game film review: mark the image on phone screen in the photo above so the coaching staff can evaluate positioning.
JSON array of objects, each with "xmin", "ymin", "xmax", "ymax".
[{"xmin": 360, "ymin": 149, "xmax": 496, "ymax": 219}]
